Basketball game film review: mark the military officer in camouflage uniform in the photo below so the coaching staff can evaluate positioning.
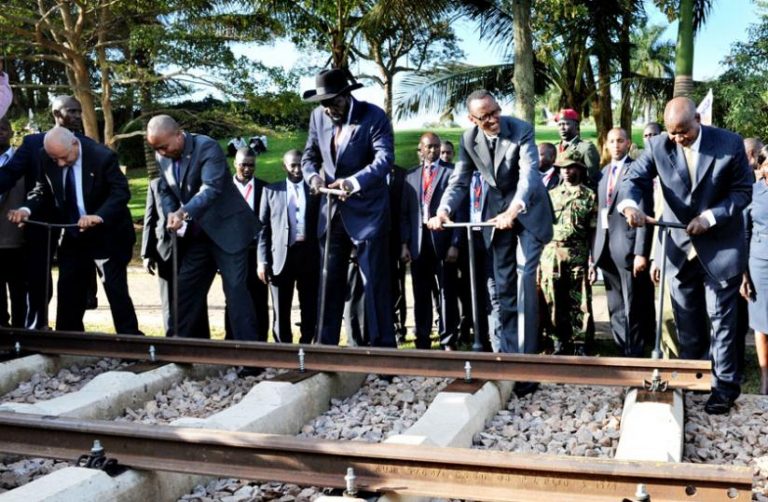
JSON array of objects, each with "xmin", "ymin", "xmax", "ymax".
[{"xmin": 539, "ymin": 149, "xmax": 597, "ymax": 355}]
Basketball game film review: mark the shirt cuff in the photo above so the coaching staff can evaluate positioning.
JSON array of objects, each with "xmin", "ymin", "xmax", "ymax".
[
  {"xmin": 616, "ymin": 199, "xmax": 639, "ymax": 214},
  {"xmin": 19, "ymin": 207, "xmax": 31, "ymax": 216},
  {"xmin": 701, "ymin": 210, "xmax": 716, "ymax": 227},
  {"xmin": 437, "ymin": 205, "xmax": 451, "ymax": 217}
]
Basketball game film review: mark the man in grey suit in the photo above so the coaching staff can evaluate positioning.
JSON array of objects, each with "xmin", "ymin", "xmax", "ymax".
[
  {"xmin": 428, "ymin": 90, "xmax": 553, "ymax": 375},
  {"xmin": 302, "ymin": 69, "xmax": 395, "ymax": 348},
  {"xmin": 146, "ymin": 115, "xmax": 259, "ymax": 341},
  {"xmin": 620, "ymin": 97, "xmax": 753, "ymax": 414},
  {"xmin": 258, "ymin": 150, "xmax": 319, "ymax": 344},
  {"xmin": 592, "ymin": 127, "xmax": 654, "ymax": 357}
]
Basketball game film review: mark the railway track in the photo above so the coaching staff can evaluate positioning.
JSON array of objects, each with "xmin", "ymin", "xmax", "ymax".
[{"xmin": 0, "ymin": 328, "xmax": 756, "ymax": 501}]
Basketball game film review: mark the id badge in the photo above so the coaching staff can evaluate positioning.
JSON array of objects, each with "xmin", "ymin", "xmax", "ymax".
[{"xmin": 600, "ymin": 208, "xmax": 609, "ymax": 229}]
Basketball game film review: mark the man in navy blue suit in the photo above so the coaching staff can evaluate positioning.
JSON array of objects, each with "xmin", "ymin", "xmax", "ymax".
[
  {"xmin": 301, "ymin": 69, "xmax": 395, "ymax": 347},
  {"xmin": 620, "ymin": 97, "xmax": 753, "ymax": 414}
]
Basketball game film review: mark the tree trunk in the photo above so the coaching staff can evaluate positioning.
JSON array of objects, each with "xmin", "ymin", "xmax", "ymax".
[
  {"xmin": 69, "ymin": 54, "xmax": 100, "ymax": 141},
  {"xmin": 512, "ymin": 0, "xmax": 535, "ymax": 124},
  {"xmin": 594, "ymin": 52, "xmax": 613, "ymax": 151},
  {"xmin": 674, "ymin": 0, "xmax": 695, "ymax": 97},
  {"xmin": 97, "ymin": 7, "xmax": 115, "ymax": 149},
  {"xmin": 619, "ymin": 7, "xmax": 633, "ymax": 133}
]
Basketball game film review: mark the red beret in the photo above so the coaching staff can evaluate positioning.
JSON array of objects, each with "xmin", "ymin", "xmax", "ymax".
[{"xmin": 556, "ymin": 108, "xmax": 580, "ymax": 122}]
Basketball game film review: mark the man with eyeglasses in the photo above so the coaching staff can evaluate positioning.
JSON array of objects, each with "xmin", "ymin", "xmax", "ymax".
[
  {"xmin": 301, "ymin": 68, "xmax": 396, "ymax": 348},
  {"xmin": 258, "ymin": 149, "xmax": 319, "ymax": 344},
  {"xmin": 146, "ymin": 115, "xmax": 260, "ymax": 341},
  {"xmin": 428, "ymin": 90, "xmax": 553, "ymax": 395}
]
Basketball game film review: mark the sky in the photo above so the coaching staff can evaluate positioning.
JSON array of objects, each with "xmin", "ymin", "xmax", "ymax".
[{"xmin": 236, "ymin": 0, "xmax": 760, "ymax": 129}]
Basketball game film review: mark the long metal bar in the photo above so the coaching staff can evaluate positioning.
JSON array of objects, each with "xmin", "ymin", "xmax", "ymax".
[
  {"xmin": 0, "ymin": 412, "xmax": 751, "ymax": 502},
  {"xmin": 0, "ymin": 329, "xmax": 711, "ymax": 390}
]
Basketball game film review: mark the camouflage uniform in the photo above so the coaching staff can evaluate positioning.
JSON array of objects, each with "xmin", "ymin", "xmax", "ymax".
[{"xmin": 540, "ymin": 176, "xmax": 597, "ymax": 352}]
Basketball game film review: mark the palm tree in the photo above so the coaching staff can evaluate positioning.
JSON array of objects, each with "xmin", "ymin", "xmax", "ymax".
[{"xmin": 630, "ymin": 23, "xmax": 675, "ymax": 123}]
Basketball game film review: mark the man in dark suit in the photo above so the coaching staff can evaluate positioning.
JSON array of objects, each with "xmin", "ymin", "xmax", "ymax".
[
  {"xmin": 401, "ymin": 132, "xmax": 463, "ymax": 350},
  {"xmin": 141, "ymin": 178, "xmax": 210, "ymax": 338},
  {"xmin": 301, "ymin": 69, "xmax": 395, "ymax": 348},
  {"xmin": 226, "ymin": 148, "xmax": 269, "ymax": 341},
  {"xmin": 8, "ymin": 126, "xmax": 141, "ymax": 334},
  {"xmin": 591, "ymin": 127, "xmax": 654, "ymax": 357},
  {"xmin": 620, "ymin": 97, "xmax": 753, "ymax": 414},
  {"xmin": 146, "ymin": 115, "xmax": 259, "ymax": 341},
  {"xmin": 428, "ymin": 90, "xmax": 553, "ymax": 364},
  {"xmin": 0, "ymin": 95, "xmax": 97, "ymax": 329},
  {"xmin": 258, "ymin": 149, "xmax": 319, "ymax": 344}
]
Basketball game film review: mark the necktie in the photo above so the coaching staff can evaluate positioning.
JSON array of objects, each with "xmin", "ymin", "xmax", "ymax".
[
  {"xmin": 422, "ymin": 163, "xmax": 438, "ymax": 222},
  {"xmin": 606, "ymin": 164, "xmax": 619, "ymax": 206},
  {"xmin": 471, "ymin": 171, "xmax": 483, "ymax": 223},
  {"xmin": 682, "ymin": 147, "xmax": 698, "ymax": 260},
  {"xmin": 488, "ymin": 137, "xmax": 497, "ymax": 160},
  {"xmin": 173, "ymin": 159, "xmax": 181, "ymax": 185},
  {"xmin": 65, "ymin": 166, "xmax": 80, "ymax": 236},
  {"xmin": 684, "ymin": 146, "xmax": 697, "ymax": 186}
]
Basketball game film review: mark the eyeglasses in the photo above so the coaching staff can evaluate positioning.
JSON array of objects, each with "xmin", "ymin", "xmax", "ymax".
[
  {"xmin": 470, "ymin": 108, "xmax": 501, "ymax": 123},
  {"xmin": 643, "ymin": 133, "xmax": 656, "ymax": 138},
  {"xmin": 239, "ymin": 162, "xmax": 255, "ymax": 167}
]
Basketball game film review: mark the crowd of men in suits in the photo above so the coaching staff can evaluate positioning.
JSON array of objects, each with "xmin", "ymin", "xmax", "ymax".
[{"xmin": 0, "ymin": 65, "xmax": 761, "ymax": 415}]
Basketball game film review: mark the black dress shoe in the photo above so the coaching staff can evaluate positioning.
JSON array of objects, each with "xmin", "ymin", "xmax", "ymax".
[
  {"xmin": 513, "ymin": 381, "xmax": 539, "ymax": 398},
  {"xmin": 704, "ymin": 393, "xmax": 734, "ymax": 415}
]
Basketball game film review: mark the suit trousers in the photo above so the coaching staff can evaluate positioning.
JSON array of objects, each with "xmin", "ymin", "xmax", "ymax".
[
  {"xmin": 516, "ymin": 228, "xmax": 545, "ymax": 354},
  {"xmin": 599, "ymin": 257, "xmax": 655, "ymax": 357},
  {"xmin": 319, "ymin": 213, "xmax": 395, "ymax": 347},
  {"xmin": 410, "ymin": 230, "xmax": 459, "ymax": 349},
  {"xmin": 224, "ymin": 245, "xmax": 268, "ymax": 342},
  {"xmin": 0, "ymin": 247, "xmax": 27, "ymax": 327},
  {"xmin": 668, "ymin": 258, "xmax": 744, "ymax": 399},
  {"xmin": 24, "ymin": 224, "xmax": 58, "ymax": 329},
  {"xmin": 344, "ymin": 261, "xmax": 367, "ymax": 346},
  {"xmin": 178, "ymin": 233, "xmax": 258, "ymax": 341},
  {"xmin": 56, "ymin": 235, "xmax": 140, "ymax": 334},
  {"xmin": 486, "ymin": 227, "xmax": 521, "ymax": 353},
  {"xmin": 269, "ymin": 241, "xmax": 318, "ymax": 344}
]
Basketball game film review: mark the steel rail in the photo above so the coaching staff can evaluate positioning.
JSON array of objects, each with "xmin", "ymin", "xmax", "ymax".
[
  {"xmin": 0, "ymin": 412, "xmax": 751, "ymax": 501},
  {"xmin": 0, "ymin": 328, "xmax": 711, "ymax": 390}
]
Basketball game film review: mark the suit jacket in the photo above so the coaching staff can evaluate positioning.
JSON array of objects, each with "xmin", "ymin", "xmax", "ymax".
[
  {"xmin": 401, "ymin": 160, "xmax": 463, "ymax": 260},
  {"xmin": 593, "ymin": 157, "xmax": 653, "ymax": 269},
  {"xmin": 26, "ymin": 136, "xmax": 135, "ymax": 259},
  {"xmin": 141, "ymin": 178, "xmax": 171, "ymax": 262},
  {"xmin": 746, "ymin": 181, "xmax": 768, "ymax": 261},
  {"xmin": 439, "ymin": 116, "xmax": 553, "ymax": 245},
  {"xmin": 257, "ymin": 179, "xmax": 318, "ymax": 276},
  {"xmin": 157, "ymin": 133, "xmax": 257, "ymax": 254},
  {"xmin": 621, "ymin": 126, "xmax": 753, "ymax": 282},
  {"xmin": 301, "ymin": 97, "xmax": 394, "ymax": 241}
]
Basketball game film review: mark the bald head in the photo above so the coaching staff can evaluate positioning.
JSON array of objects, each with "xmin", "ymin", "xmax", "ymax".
[
  {"xmin": 44, "ymin": 126, "xmax": 79, "ymax": 168},
  {"xmin": 664, "ymin": 97, "xmax": 700, "ymax": 148},
  {"xmin": 51, "ymin": 96, "xmax": 83, "ymax": 133},
  {"xmin": 146, "ymin": 115, "xmax": 185, "ymax": 159},
  {"xmin": 745, "ymin": 137, "xmax": 765, "ymax": 170},
  {"xmin": 419, "ymin": 132, "xmax": 441, "ymax": 164}
]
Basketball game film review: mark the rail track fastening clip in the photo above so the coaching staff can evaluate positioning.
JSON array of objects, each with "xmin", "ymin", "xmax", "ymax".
[
  {"xmin": 75, "ymin": 439, "xmax": 126, "ymax": 477},
  {"xmin": 643, "ymin": 369, "xmax": 668, "ymax": 393}
]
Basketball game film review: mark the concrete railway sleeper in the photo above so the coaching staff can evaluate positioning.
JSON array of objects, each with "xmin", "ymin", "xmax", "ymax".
[{"xmin": 0, "ymin": 412, "xmax": 753, "ymax": 502}]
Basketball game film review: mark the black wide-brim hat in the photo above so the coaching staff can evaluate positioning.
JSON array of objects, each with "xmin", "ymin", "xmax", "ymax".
[{"xmin": 302, "ymin": 69, "xmax": 364, "ymax": 102}]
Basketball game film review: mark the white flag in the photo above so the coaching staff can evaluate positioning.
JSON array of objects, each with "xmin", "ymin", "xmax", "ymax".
[{"xmin": 697, "ymin": 88, "xmax": 713, "ymax": 126}]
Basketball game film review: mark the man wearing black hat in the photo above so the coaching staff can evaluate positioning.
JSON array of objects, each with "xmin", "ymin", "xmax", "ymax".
[{"xmin": 301, "ymin": 68, "xmax": 396, "ymax": 347}]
